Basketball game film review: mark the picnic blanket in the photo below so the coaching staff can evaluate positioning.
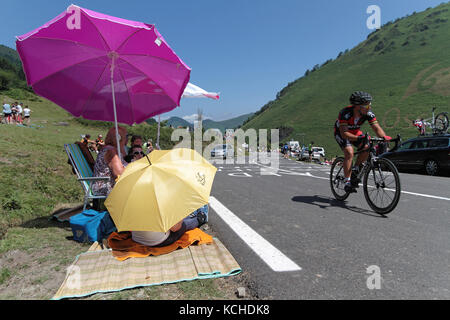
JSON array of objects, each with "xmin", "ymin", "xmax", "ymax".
[
  {"xmin": 52, "ymin": 237, "xmax": 241, "ymax": 300},
  {"xmin": 107, "ymin": 228, "xmax": 213, "ymax": 261}
]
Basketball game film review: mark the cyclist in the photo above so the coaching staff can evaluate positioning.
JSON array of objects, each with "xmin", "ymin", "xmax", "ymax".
[{"xmin": 334, "ymin": 91, "xmax": 391, "ymax": 193}]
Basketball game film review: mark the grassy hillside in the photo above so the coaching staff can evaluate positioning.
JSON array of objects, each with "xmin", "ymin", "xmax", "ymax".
[
  {"xmin": 0, "ymin": 44, "xmax": 31, "ymax": 96},
  {"xmin": 203, "ymin": 112, "xmax": 254, "ymax": 133},
  {"xmin": 164, "ymin": 113, "xmax": 255, "ymax": 133},
  {"xmin": 242, "ymin": 3, "xmax": 450, "ymax": 157},
  {"xmin": 166, "ymin": 116, "xmax": 193, "ymax": 128}
]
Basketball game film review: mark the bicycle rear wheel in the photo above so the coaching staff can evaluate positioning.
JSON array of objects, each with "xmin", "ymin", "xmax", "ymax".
[
  {"xmin": 330, "ymin": 157, "xmax": 350, "ymax": 201},
  {"xmin": 434, "ymin": 112, "xmax": 449, "ymax": 133},
  {"xmin": 363, "ymin": 158, "xmax": 401, "ymax": 214}
]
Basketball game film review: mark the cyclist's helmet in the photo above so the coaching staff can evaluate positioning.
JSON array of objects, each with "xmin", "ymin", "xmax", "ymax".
[{"xmin": 349, "ymin": 91, "xmax": 372, "ymax": 105}]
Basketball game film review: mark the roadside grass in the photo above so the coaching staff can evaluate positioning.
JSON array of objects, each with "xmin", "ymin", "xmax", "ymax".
[{"xmin": 0, "ymin": 94, "xmax": 247, "ymax": 300}]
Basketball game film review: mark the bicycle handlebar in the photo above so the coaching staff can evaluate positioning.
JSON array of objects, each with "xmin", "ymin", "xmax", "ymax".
[
  {"xmin": 354, "ymin": 133, "xmax": 401, "ymax": 155},
  {"xmin": 363, "ymin": 133, "xmax": 401, "ymax": 143}
]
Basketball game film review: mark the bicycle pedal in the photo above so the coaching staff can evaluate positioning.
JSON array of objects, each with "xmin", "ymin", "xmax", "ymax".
[{"xmin": 344, "ymin": 185, "xmax": 357, "ymax": 193}]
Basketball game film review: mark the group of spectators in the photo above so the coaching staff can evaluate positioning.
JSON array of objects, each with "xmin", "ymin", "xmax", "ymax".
[
  {"xmin": 81, "ymin": 134, "xmax": 105, "ymax": 154},
  {"xmin": 81, "ymin": 131, "xmax": 155, "ymax": 163},
  {"xmin": 2, "ymin": 101, "xmax": 32, "ymax": 125}
]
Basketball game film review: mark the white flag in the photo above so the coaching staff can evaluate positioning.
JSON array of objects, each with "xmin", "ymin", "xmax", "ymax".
[{"xmin": 182, "ymin": 83, "xmax": 219, "ymax": 100}]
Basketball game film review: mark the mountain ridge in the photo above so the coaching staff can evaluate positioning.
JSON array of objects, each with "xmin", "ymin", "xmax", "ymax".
[{"xmin": 242, "ymin": 2, "xmax": 450, "ymax": 156}]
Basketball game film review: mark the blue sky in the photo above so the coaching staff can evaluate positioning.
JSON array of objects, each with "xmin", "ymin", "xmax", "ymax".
[{"xmin": 1, "ymin": 0, "xmax": 446, "ymax": 122}]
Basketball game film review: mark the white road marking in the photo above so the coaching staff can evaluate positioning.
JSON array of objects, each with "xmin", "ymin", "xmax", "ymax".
[
  {"xmin": 390, "ymin": 189, "xmax": 450, "ymax": 201},
  {"xmin": 209, "ymin": 196, "xmax": 302, "ymax": 272},
  {"xmin": 227, "ymin": 172, "xmax": 252, "ymax": 177},
  {"xmin": 257, "ymin": 162, "xmax": 450, "ymax": 200}
]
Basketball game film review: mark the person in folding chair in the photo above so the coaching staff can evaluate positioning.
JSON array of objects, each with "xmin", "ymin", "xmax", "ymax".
[{"xmin": 91, "ymin": 126, "xmax": 129, "ymax": 198}]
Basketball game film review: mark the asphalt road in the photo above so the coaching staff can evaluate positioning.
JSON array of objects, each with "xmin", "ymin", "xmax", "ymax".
[{"xmin": 208, "ymin": 155, "xmax": 450, "ymax": 299}]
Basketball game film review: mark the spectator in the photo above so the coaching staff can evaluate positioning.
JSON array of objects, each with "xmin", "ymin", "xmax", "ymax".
[
  {"xmin": 130, "ymin": 135, "xmax": 143, "ymax": 147},
  {"xmin": 124, "ymin": 135, "xmax": 143, "ymax": 155},
  {"xmin": 95, "ymin": 134, "xmax": 105, "ymax": 152},
  {"xmin": 81, "ymin": 134, "xmax": 96, "ymax": 152},
  {"xmin": 16, "ymin": 103, "xmax": 23, "ymax": 125},
  {"xmin": 143, "ymin": 139, "xmax": 154, "ymax": 154},
  {"xmin": 125, "ymin": 145, "xmax": 145, "ymax": 163},
  {"xmin": 2, "ymin": 101, "xmax": 12, "ymax": 124},
  {"xmin": 11, "ymin": 102, "xmax": 18, "ymax": 124},
  {"xmin": 91, "ymin": 126, "xmax": 128, "ymax": 197},
  {"xmin": 308, "ymin": 141, "xmax": 314, "ymax": 162},
  {"xmin": 23, "ymin": 106, "xmax": 32, "ymax": 125},
  {"xmin": 131, "ymin": 205, "xmax": 208, "ymax": 248},
  {"xmin": 283, "ymin": 143, "xmax": 289, "ymax": 159}
]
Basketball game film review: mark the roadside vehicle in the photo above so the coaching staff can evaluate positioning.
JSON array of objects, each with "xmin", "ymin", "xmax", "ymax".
[
  {"xmin": 211, "ymin": 144, "xmax": 234, "ymax": 159},
  {"xmin": 311, "ymin": 147, "xmax": 325, "ymax": 160},
  {"xmin": 299, "ymin": 148, "xmax": 309, "ymax": 160},
  {"xmin": 289, "ymin": 140, "xmax": 300, "ymax": 150},
  {"xmin": 379, "ymin": 134, "xmax": 450, "ymax": 176}
]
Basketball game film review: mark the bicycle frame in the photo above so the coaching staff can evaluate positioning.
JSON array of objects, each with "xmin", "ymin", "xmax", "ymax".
[
  {"xmin": 416, "ymin": 107, "xmax": 449, "ymax": 134},
  {"xmin": 352, "ymin": 134, "xmax": 401, "ymax": 182}
]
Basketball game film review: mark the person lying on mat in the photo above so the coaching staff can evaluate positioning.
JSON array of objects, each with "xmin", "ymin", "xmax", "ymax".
[
  {"xmin": 132, "ymin": 205, "xmax": 208, "ymax": 247},
  {"xmin": 91, "ymin": 126, "xmax": 128, "ymax": 196}
]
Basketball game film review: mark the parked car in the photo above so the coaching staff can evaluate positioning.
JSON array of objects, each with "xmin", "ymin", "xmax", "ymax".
[
  {"xmin": 299, "ymin": 148, "xmax": 309, "ymax": 161},
  {"xmin": 211, "ymin": 144, "xmax": 234, "ymax": 159},
  {"xmin": 312, "ymin": 147, "xmax": 325, "ymax": 158},
  {"xmin": 309, "ymin": 147, "xmax": 325, "ymax": 161},
  {"xmin": 379, "ymin": 134, "xmax": 450, "ymax": 176}
]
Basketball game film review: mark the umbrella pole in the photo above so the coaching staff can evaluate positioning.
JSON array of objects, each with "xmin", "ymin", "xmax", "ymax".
[
  {"xmin": 156, "ymin": 114, "xmax": 160, "ymax": 150},
  {"xmin": 110, "ymin": 54, "xmax": 121, "ymax": 160}
]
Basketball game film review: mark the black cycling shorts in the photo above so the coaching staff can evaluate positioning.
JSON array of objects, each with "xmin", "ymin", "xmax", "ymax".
[{"xmin": 335, "ymin": 133, "xmax": 365, "ymax": 150}]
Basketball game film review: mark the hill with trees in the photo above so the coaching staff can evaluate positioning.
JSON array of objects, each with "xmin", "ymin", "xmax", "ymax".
[{"xmin": 242, "ymin": 3, "xmax": 450, "ymax": 157}]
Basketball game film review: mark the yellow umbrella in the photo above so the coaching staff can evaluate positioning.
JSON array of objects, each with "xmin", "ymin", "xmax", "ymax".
[{"xmin": 105, "ymin": 148, "xmax": 217, "ymax": 232}]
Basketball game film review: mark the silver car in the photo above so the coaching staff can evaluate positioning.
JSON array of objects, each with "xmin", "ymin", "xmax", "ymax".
[{"xmin": 211, "ymin": 144, "xmax": 234, "ymax": 159}]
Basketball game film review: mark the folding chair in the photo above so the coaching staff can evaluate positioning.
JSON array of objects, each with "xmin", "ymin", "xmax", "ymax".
[{"xmin": 64, "ymin": 143, "xmax": 109, "ymax": 211}]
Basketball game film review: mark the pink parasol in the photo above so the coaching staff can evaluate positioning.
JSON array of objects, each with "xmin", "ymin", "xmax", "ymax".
[{"xmin": 16, "ymin": 4, "xmax": 191, "ymax": 158}]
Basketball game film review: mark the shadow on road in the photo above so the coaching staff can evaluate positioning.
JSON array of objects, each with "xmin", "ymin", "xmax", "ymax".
[{"xmin": 291, "ymin": 195, "xmax": 387, "ymax": 218}]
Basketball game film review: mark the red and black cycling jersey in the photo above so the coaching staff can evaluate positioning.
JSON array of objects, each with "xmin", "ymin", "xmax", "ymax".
[{"xmin": 334, "ymin": 105, "xmax": 378, "ymax": 137}]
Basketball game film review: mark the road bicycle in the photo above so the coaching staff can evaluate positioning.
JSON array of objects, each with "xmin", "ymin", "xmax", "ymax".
[
  {"xmin": 330, "ymin": 135, "xmax": 402, "ymax": 215},
  {"xmin": 414, "ymin": 107, "xmax": 449, "ymax": 135}
]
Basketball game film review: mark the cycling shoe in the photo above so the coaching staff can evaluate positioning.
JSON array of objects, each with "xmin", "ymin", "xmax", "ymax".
[{"xmin": 344, "ymin": 184, "xmax": 357, "ymax": 193}]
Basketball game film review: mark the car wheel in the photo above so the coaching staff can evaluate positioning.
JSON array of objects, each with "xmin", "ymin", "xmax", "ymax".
[{"xmin": 425, "ymin": 159, "xmax": 439, "ymax": 176}]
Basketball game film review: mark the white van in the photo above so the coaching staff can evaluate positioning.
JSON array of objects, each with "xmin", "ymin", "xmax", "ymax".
[{"xmin": 289, "ymin": 141, "xmax": 300, "ymax": 151}]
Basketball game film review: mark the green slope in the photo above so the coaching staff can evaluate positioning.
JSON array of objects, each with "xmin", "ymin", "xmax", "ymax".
[
  {"xmin": 166, "ymin": 116, "xmax": 193, "ymax": 128},
  {"xmin": 203, "ymin": 112, "xmax": 254, "ymax": 133},
  {"xmin": 242, "ymin": 3, "xmax": 450, "ymax": 157},
  {"xmin": 163, "ymin": 113, "xmax": 255, "ymax": 133},
  {"xmin": 0, "ymin": 44, "xmax": 33, "ymax": 97}
]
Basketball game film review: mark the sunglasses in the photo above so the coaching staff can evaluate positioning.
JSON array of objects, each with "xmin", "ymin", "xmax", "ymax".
[{"xmin": 133, "ymin": 151, "xmax": 145, "ymax": 156}]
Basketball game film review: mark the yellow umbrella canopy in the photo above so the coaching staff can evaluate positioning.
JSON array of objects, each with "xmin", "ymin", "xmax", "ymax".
[{"xmin": 105, "ymin": 148, "xmax": 217, "ymax": 232}]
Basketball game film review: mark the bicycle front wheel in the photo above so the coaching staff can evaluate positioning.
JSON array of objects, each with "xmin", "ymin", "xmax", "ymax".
[
  {"xmin": 434, "ymin": 112, "xmax": 449, "ymax": 133},
  {"xmin": 330, "ymin": 157, "xmax": 350, "ymax": 201},
  {"xmin": 363, "ymin": 158, "xmax": 401, "ymax": 215}
]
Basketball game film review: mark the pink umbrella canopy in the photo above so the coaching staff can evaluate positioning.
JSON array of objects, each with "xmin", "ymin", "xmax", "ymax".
[{"xmin": 16, "ymin": 4, "xmax": 191, "ymax": 125}]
